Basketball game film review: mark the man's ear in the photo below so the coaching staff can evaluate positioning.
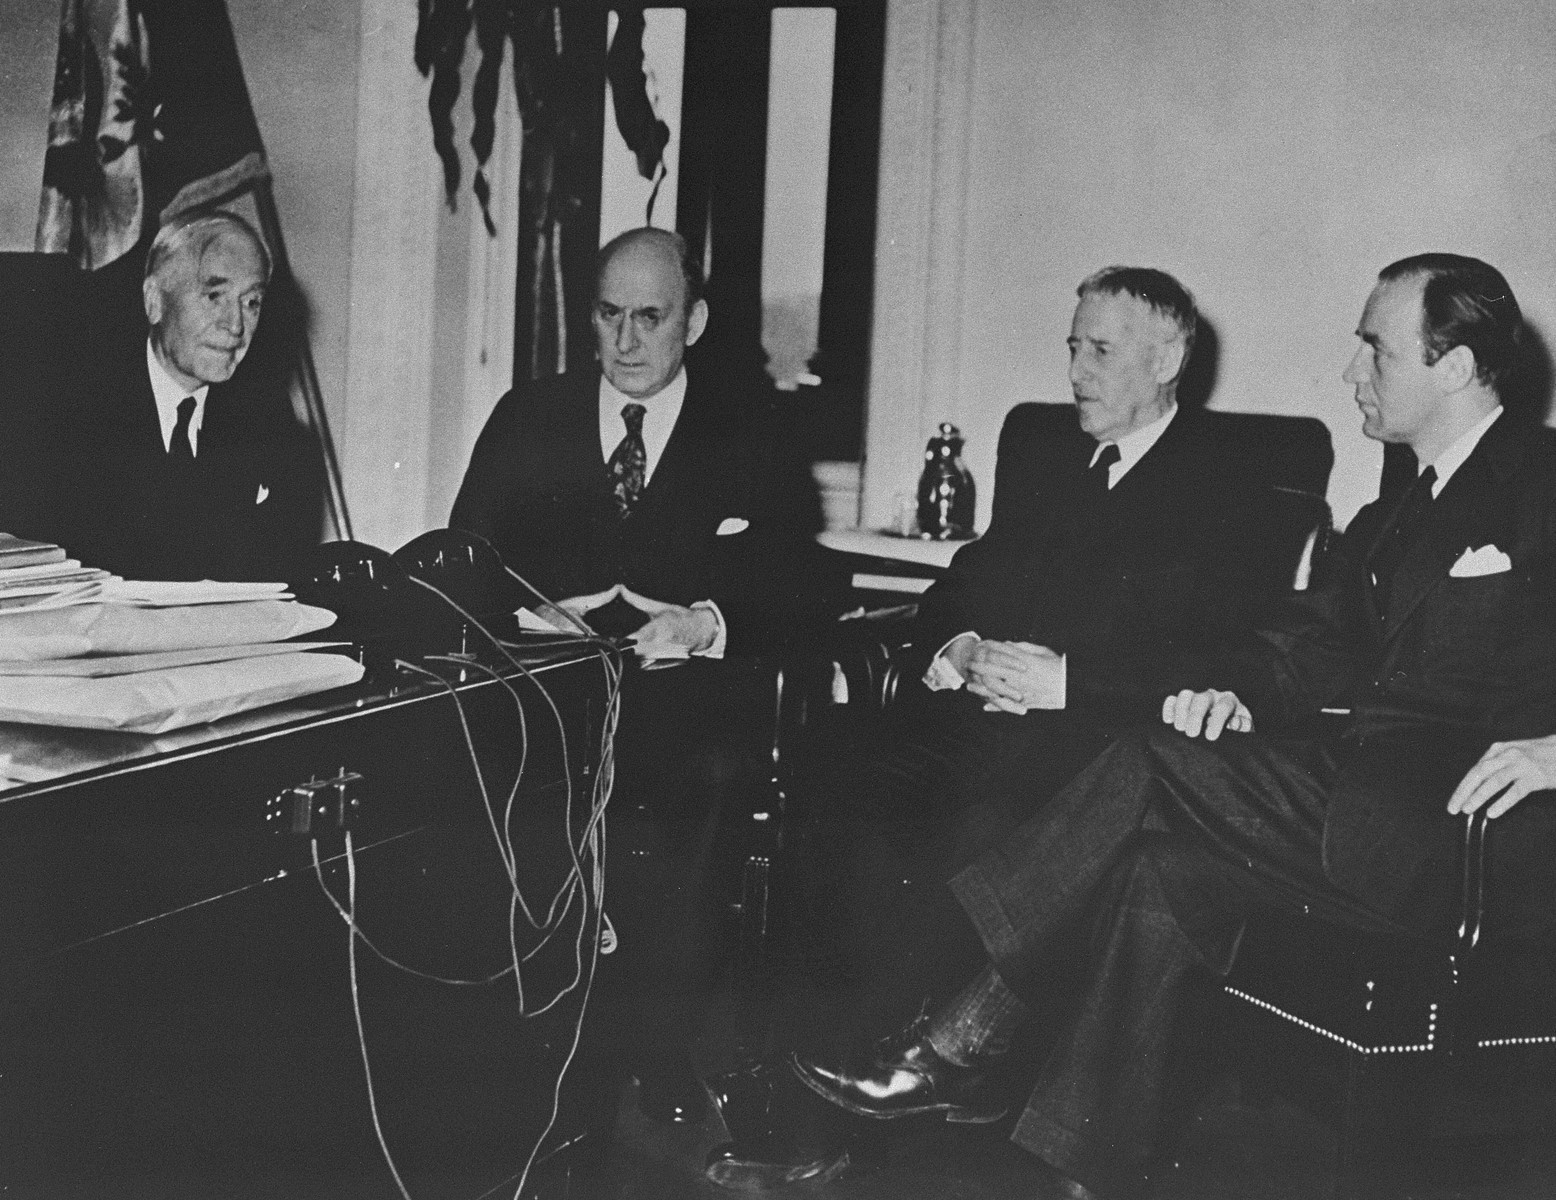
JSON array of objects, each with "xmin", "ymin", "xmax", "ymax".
[
  {"xmin": 685, "ymin": 298, "xmax": 709, "ymax": 347},
  {"xmin": 1153, "ymin": 336, "xmax": 1187, "ymax": 386},
  {"xmin": 142, "ymin": 276, "xmax": 162, "ymax": 327},
  {"xmin": 1432, "ymin": 344, "xmax": 1477, "ymax": 394}
]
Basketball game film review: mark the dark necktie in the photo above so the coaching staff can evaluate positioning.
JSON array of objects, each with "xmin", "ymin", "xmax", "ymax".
[
  {"xmin": 169, "ymin": 396, "xmax": 197, "ymax": 467},
  {"xmin": 1088, "ymin": 442, "xmax": 1121, "ymax": 498},
  {"xmin": 607, "ymin": 402, "xmax": 648, "ymax": 516},
  {"xmin": 1370, "ymin": 465, "xmax": 1437, "ymax": 613}
]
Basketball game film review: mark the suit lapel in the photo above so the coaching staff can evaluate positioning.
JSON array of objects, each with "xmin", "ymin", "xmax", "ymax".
[
  {"xmin": 1107, "ymin": 408, "xmax": 1189, "ymax": 501},
  {"xmin": 1090, "ymin": 407, "xmax": 1192, "ymax": 535},
  {"xmin": 1379, "ymin": 417, "xmax": 1524, "ymax": 642},
  {"xmin": 632, "ymin": 374, "xmax": 713, "ymax": 519}
]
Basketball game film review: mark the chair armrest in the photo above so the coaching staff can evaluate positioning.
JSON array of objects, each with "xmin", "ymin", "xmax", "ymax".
[
  {"xmin": 825, "ymin": 611, "xmax": 919, "ymax": 713},
  {"xmin": 1457, "ymin": 808, "xmax": 1490, "ymax": 954}
]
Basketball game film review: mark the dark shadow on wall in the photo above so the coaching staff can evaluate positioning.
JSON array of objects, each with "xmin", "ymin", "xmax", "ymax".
[
  {"xmin": 1510, "ymin": 318, "xmax": 1555, "ymax": 427},
  {"xmin": 1178, "ymin": 315, "xmax": 1220, "ymax": 411}
]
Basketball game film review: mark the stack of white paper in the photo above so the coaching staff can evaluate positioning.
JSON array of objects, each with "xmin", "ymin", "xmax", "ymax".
[
  {"xmin": 0, "ymin": 533, "xmax": 111, "ymax": 611},
  {"xmin": 0, "ymin": 536, "xmax": 364, "ymax": 733}
]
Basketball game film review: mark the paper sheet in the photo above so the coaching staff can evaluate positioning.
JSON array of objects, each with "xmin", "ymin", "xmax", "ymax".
[
  {"xmin": 0, "ymin": 601, "xmax": 337, "ymax": 661},
  {"xmin": 0, "ymin": 651, "xmax": 366, "ymax": 733},
  {"xmin": 0, "ymin": 641, "xmax": 349, "ymax": 677}
]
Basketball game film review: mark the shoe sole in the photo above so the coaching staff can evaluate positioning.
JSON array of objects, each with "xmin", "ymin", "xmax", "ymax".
[
  {"xmin": 705, "ymin": 1147, "xmax": 852, "ymax": 1190},
  {"xmin": 788, "ymin": 1057, "xmax": 1007, "ymax": 1125}
]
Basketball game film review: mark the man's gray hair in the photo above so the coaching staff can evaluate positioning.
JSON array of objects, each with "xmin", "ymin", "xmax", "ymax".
[
  {"xmin": 1077, "ymin": 265, "xmax": 1197, "ymax": 368},
  {"xmin": 145, "ymin": 210, "xmax": 272, "ymax": 286}
]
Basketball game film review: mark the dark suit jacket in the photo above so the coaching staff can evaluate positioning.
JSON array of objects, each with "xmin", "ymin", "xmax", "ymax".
[
  {"xmin": 449, "ymin": 367, "xmax": 834, "ymax": 655},
  {"xmin": 1076, "ymin": 413, "xmax": 1556, "ymax": 916},
  {"xmin": 911, "ymin": 403, "xmax": 1276, "ymax": 722},
  {"xmin": 53, "ymin": 329, "xmax": 305, "ymax": 582}
]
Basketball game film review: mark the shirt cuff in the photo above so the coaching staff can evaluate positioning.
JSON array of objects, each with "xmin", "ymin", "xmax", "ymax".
[
  {"xmin": 691, "ymin": 599, "xmax": 727, "ymax": 659},
  {"xmin": 923, "ymin": 631, "xmax": 979, "ymax": 691}
]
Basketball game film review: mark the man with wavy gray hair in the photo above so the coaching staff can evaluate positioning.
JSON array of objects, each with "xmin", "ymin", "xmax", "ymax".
[{"xmin": 62, "ymin": 208, "xmax": 298, "ymax": 581}]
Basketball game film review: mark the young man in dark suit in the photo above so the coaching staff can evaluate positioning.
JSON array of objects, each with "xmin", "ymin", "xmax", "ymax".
[
  {"xmin": 59, "ymin": 210, "xmax": 299, "ymax": 582},
  {"xmin": 792, "ymin": 254, "xmax": 1556, "ymax": 1200},
  {"xmin": 452, "ymin": 227, "xmax": 835, "ymax": 1124}
]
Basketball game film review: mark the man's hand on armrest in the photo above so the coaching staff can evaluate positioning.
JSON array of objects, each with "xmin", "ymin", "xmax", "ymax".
[
  {"xmin": 1162, "ymin": 689, "xmax": 1252, "ymax": 741},
  {"xmin": 965, "ymin": 641, "xmax": 1065, "ymax": 715},
  {"xmin": 1447, "ymin": 735, "xmax": 1556, "ymax": 820}
]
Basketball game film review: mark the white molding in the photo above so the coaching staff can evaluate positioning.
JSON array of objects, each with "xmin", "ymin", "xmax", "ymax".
[
  {"xmin": 860, "ymin": 0, "xmax": 978, "ymax": 530},
  {"xmin": 339, "ymin": 0, "xmax": 443, "ymax": 552}
]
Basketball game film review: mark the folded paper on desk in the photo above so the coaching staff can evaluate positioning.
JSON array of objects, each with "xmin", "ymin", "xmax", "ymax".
[
  {"xmin": 0, "ymin": 641, "xmax": 349, "ymax": 677},
  {"xmin": 0, "ymin": 601, "xmax": 337, "ymax": 661},
  {"xmin": 103, "ymin": 579, "xmax": 292, "ymax": 606},
  {"xmin": 633, "ymin": 641, "xmax": 690, "ymax": 662},
  {"xmin": 0, "ymin": 651, "xmax": 366, "ymax": 733},
  {"xmin": 852, "ymin": 572, "xmax": 933, "ymax": 594},
  {"xmin": 0, "ymin": 534, "xmax": 68, "ymax": 569},
  {"xmin": 517, "ymin": 607, "xmax": 565, "ymax": 633}
]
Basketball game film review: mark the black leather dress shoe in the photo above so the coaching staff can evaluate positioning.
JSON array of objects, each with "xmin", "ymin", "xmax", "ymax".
[
  {"xmin": 788, "ymin": 1032, "xmax": 1007, "ymax": 1124},
  {"xmin": 704, "ymin": 1139, "xmax": 851, "ymax": 1189},
  {"xmin": 702, "ymin": 1058, "xmax": 851, "ymax": 1189}
]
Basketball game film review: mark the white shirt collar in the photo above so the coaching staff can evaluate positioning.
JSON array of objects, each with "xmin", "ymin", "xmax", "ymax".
[
  {"xmin": 598, "ymin": 366, "xmax": 688, "ymax": 484},
  {"xmin": 1089, "ymin": 401, "xmax": 1177, "ymax": 487},
  {"xmin": 1424, "ymin": 405, "xmax": 1502, "ymax": 497},
  {"xmin": 145, "ymin": 340, "xmax": 210, "ymax": 456}
]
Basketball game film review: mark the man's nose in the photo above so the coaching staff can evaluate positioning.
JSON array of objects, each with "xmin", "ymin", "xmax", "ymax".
[
  {"xmin": 615, "ymin": 315, "xmax": 639, "ymax": 353},
  {"xmin": 1068, "ymin": 353, "xmax": 1088, "ymax": 385},
  {"xmin": 218, "ymin": 298, "xmax": 244, "ymax": 336},
  {"xmin": 1342, "ymin": 347, "xmax": 1367, "ymax": 385}
]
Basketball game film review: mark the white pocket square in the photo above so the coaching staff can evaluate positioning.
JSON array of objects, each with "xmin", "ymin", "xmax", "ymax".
[
  {"xmin": 1449, "ymin": 544, "xmax": 1512, "ymax": 577},
  {"xmin": 716, "ymin": 517, "xmax": 750, "ymax": 536},
  {"xmin": 255, "ymin": 484, "xmax": 270, "ymax": 505}
]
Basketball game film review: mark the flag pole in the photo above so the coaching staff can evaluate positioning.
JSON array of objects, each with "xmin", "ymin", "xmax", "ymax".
[{"xmin": 251, "ymin": 178, "xmax": 354, "ymax": 543}]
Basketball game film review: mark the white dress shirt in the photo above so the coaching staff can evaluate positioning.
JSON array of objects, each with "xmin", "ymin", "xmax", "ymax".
[
  {"xmin": 596, "ymin": 366, "xmax": 725, "ymax": 658},
  {"xmin": 1088, "ymin": 401, "xmax": 1177, "ymax": 486},
  {"xmin": 598, "ymin": 366, "xmax": 687, "ymax": 485},
  {"xmin": 146, "ymin": 340, "xmax": 209, "ymax": 456}
]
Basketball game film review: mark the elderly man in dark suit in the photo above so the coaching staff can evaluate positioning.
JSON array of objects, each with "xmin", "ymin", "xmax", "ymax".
[
  {"xmin": 452, "ymin": 227, "xmax": 834, "ymax": 1124},
  {"xmin": 61, "ymin": 210, "xmax": 299, "ymax": 582},
  {"xmin": 790, "ymin": 254, "xmax": 1556, "ymax": 1200},
  {"xmin": 783, "ymin": 269, "xmax": 1277, "ymax": 1017}
]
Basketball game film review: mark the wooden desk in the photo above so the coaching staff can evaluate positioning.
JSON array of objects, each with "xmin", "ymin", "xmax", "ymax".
[{"xmin": 0, "ymin": 644, "xmax": 615, "ymax": 1199}]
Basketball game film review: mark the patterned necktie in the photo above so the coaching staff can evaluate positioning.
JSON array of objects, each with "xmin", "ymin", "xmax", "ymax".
[
  {"xmin": 1088, "ymin": 442, "xmax": 1121, "ymax": 497},
  {"xmin": 169, "ymin": 396, "xmax": 197, "ymax": 467},
  {"xmin": 607, "ymin": 402, "xmax": 648, "ymax": 516},
  {"xmin": 1370, "ymin": 465, "xmax": 1437, "ymax": 613}
]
